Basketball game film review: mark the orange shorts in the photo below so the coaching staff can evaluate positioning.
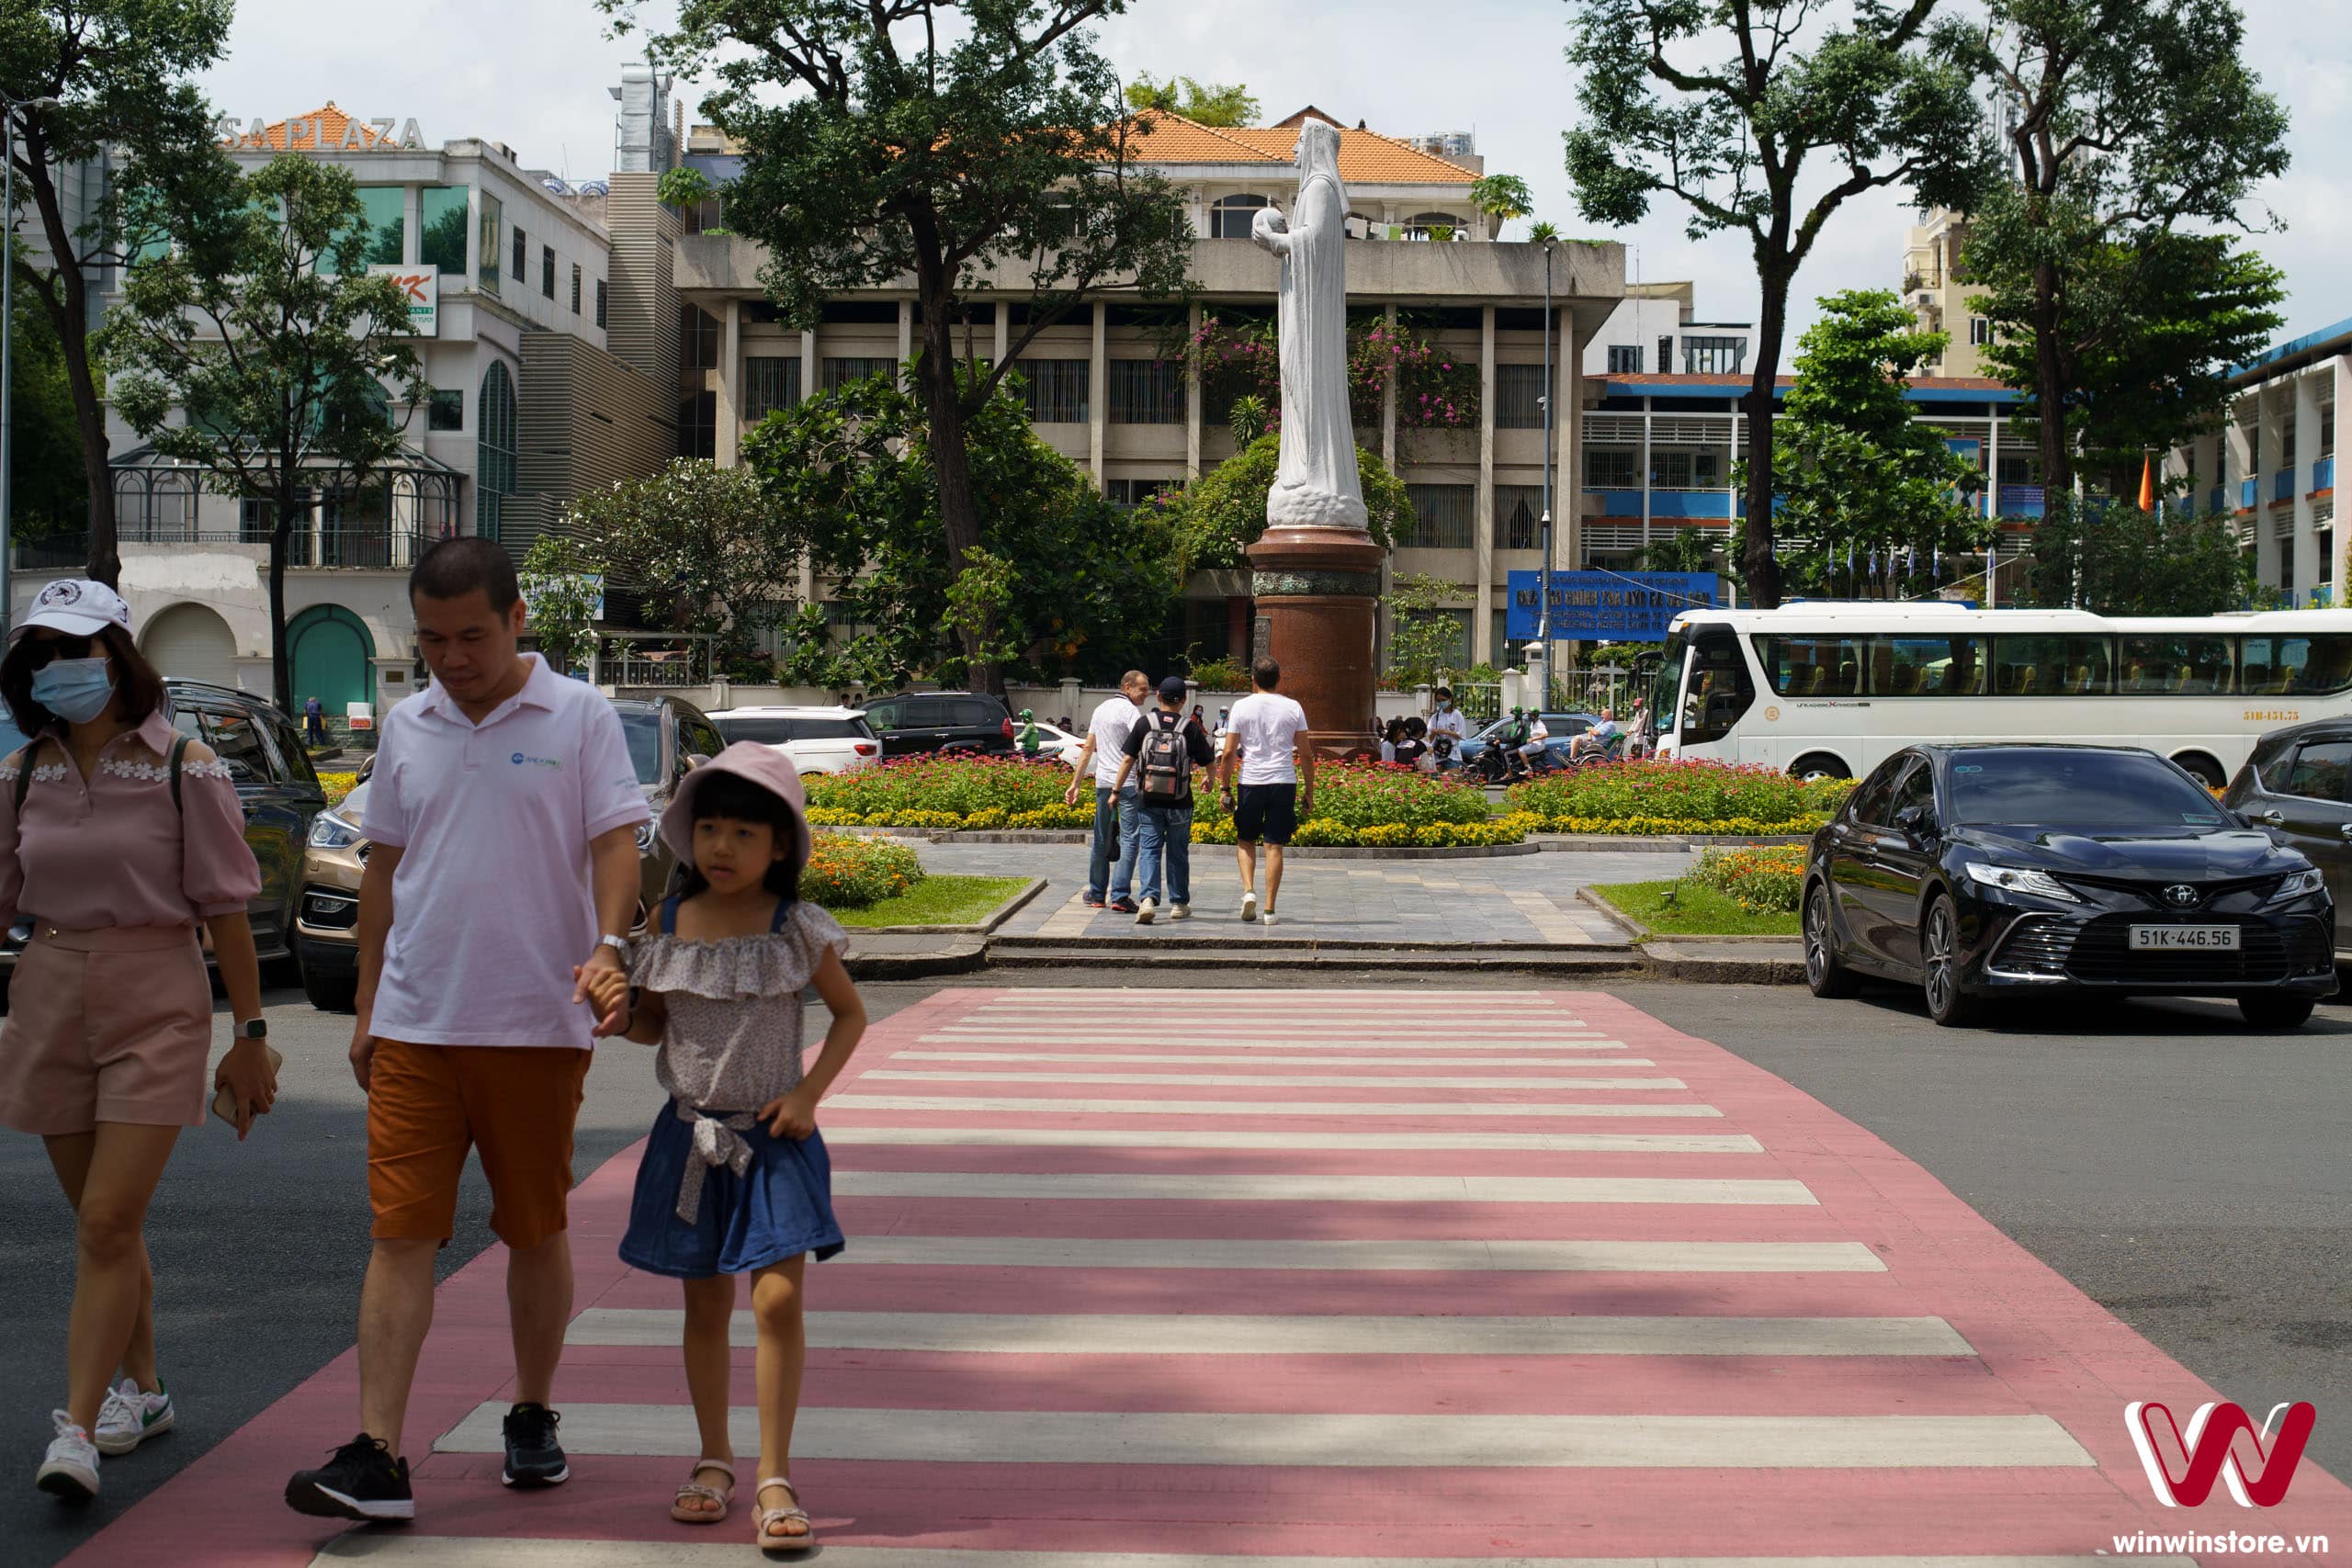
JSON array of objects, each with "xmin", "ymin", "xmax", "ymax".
[{"xmin": 366, "ymin": 1042, "xmax": 593, "ymax": 1249}]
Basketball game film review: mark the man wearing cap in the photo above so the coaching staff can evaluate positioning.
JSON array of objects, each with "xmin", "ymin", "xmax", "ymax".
[
  {"xmin": 1111, "ymin": 675, "xmax": 1215, "ymax": 924},
  {"xmin": 283, "ymin": 538, "xmax": 649, "ymax": 1525}
]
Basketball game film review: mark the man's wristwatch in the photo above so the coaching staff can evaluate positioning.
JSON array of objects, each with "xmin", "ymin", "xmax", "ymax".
[{"xmin": 239, "ymin": 1019, "xmax": 268, "ymax": 1041}]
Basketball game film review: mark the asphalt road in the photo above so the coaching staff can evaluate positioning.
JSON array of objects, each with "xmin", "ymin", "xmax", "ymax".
[{"xmin": 2, "ymin": 971, "xmax": 2346, "ymax": 1564}]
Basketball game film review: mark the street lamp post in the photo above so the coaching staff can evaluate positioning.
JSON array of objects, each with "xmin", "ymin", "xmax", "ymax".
[
  {"xmin": 1538, "ymin": 241, "xmax": 1556, "ymax": 706},
  {"xmin": 2, "ymin": 93, "xmax": 64, "ymax": 636}
]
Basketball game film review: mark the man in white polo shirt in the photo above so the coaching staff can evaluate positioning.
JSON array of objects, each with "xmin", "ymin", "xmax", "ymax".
[
  {"xmin": 1062, "ymin": 669, "xmax": 1149, "ymax": 912},
  {"xmin": 286, "ymin": 538, "xmax": 649, "ymax": 1525}
]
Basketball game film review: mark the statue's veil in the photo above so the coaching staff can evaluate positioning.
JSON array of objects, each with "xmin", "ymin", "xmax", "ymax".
[{"xmin": 1294, "ymin": 119, "xmax": 1341, "ymax": 192}]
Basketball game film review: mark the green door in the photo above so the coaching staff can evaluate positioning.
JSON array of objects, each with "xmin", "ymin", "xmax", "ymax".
[{"xmin": 289, "ymin": 605, "xmax": 375, "ymax": 716}]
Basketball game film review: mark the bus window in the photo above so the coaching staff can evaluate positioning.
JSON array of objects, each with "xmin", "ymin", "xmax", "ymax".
[
  {"xmin": 1752, "ymin": 635, "xmax": 1863, "ymax": 696},
  {"xmin": 2244, "ymin": 634, "xmax": 2352, "ymax": 695},
  {"xmin": 1871, "ymin": 635, "xmax": 1985, "ymax": 696},
  {"xmin": 1649, "ymin": 627, "xmax": 1687, "ymax": 739},
  {"xmin": 2120, "ymin": 635, "xmax": 2234, "ymax": 694},
  {"xmin": 1993, "ymin": 636, "xmax": 2112, "ymax": 695},
  {"xmin": 1682, "ymin": 627, "xmax": 1755, "ymax": 745}
]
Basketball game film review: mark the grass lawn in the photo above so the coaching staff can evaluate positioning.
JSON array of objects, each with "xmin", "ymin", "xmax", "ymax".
[
  {"xmin": 1588, "ymin": 879, "xmax": 1800, "ymax": 938},
  {"xmin": 830, "ymin": 874, "xmax": 1031, "ymax": 929}
]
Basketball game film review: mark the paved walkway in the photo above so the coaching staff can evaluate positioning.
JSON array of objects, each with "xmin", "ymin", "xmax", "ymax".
[
  {"xmin": 930, "ymin": 839, "xmax": 1667, "ymax": 946},
  {"xmin": 62, "ymin": 987, "xmax": 2351, "ymax": 1565}
]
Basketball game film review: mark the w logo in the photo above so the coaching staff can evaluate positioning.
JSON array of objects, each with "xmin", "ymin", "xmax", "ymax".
[{"xmin": 2126, "ymin": 1400, "xmax": 2317, "ymax": 1507}]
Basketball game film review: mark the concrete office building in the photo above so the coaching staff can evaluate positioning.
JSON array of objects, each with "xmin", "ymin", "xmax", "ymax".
[
  {"xmin": 14, "ymin": 104, "xmax": 673, "ymax": 715},
  {"xmin": 1901, "ymin": 208, "xmax": 1996, "ymax": 379},
  {"xmin": 2167, "ymin": 317, "xmax": 2348, "ymax": 607},
  {"xmin": 660, "ymin": 90, "xmax": 1627, "ymax": 668}
]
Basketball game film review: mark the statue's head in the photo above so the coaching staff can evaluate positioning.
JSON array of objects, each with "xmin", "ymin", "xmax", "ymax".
[{"xmin": 1293, "ymin": 118, "xmax": 1342, "ymax": 187}]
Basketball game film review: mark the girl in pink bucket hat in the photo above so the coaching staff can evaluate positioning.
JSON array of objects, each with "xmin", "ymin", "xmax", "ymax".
[{"xmin": 576, "ymin": 741, "xmax": 866, "ymax": 1552}]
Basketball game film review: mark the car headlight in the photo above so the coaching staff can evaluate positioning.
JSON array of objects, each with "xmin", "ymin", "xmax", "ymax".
[
  {"xmin": 308, "ymin": 812, "xmax": 362, "ymax": 850},
  {"xmin": 2266, "ymin": 867, "xmax": 2325, "ymax": 905},
  {"xmin": 635, "ymin": 819, "xmax": 660, "ymax": 853},
  {"xmin": 1960, "ymin": 862, "xmax": 2079, "ymax": 902}
]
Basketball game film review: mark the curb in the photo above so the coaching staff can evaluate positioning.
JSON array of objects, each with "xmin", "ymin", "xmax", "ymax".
[
  {"xmin": 984, "ymin": 945, "xmax": 1645, "ymax": 974},
  {"xmin": 1534, "ymin": 834, "xmax": 1812, "ymax": 852},
  {"xmin": 988, "ymin": 931, "xmax": 1623, "ymax": 954},
  {"xmin": 842, "ymin": 937, "xmax": 988, "ymax": 979},
  {"xmin": 1641, "ymin": 941, "xmax": 1807, "ymax": 985}
]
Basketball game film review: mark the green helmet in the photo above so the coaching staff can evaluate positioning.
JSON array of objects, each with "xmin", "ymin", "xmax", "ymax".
[
  {"xmin": 1510, "ymin": 705, "xmax": 1524, "ymax": 716},
  {"xmin": 1019, "ymin": 708, "xmax": 1033, "ymax": 721}
]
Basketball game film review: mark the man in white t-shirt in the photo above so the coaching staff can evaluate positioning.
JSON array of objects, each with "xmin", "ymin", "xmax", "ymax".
[
  {"xmin": 1519, "ymin": 711, "xmax": 1552, "ymax": 769},
  {"xmin": 1216, "ymin": 657, "xmax": 1316, "ymax": 927},
  {"xmin": 1063, "ymin": 670, "xmax": 1149, "ymax": 910},
  {"xmin": 285, "ymin": 538, "xmax": 649, "ymax": 1525}
]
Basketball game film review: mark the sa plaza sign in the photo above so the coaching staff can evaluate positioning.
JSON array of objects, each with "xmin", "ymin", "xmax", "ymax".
[{"xmin": 214, "ymin": 114, "xmax": 427, "ymax": 152}]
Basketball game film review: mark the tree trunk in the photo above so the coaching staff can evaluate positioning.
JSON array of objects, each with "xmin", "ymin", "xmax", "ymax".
[
  {"xmin": 1740, "ymin": 271, "xmax": 1790, "ymax": 608},
  {"xmin": 269, "ymin": 490, "xmax": 296, "ymax": 715},
  {"xmin": 912, "ymin": 265, "xmax": 1001, "ymax": 697},
  {"xmin": 2031, "ymin": 256, "xmax": 2071, "ymax": 500},
  {"xmin": 21, "ymin": 161, "xmax": 119, "ymax": 586}
]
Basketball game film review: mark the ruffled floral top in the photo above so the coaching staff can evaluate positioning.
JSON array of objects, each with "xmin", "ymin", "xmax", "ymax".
[{"xmin": 628, "ymin": 898, "xmax": 848, "ymax": 1112}]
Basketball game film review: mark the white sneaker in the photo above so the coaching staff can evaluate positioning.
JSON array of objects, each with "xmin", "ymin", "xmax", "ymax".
[
  {"xmin": 1240, "ymin": 891, "xmax": 1259, "ymax": 922},
  {"xmin": 95, "ymin": 1379, "xmax": 174, "ymax": 1456},
  {"xmin": 36, "ymin": 1410, "xmax": 98, "ymax": 1501},
  {"xmin": 1136, "ymin": 897, "xmax": 1158, "ymax": 925},
  {"xmin": 1169, "ymin": 903, "xmax": 1191, "ymax": 921},
  {"xmin": 1261, "ymin": 910, "xmax": 1280, "ymax": 928}
]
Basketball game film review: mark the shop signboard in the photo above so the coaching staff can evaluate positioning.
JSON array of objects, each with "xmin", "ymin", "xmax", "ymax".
[
  {"xmin": 1505, "ymin": 570, "xmax": 1723, "ymax": 642},
  {"xmin": 368, "ymin": 265, "xmax": 437, "ymax": 339}
]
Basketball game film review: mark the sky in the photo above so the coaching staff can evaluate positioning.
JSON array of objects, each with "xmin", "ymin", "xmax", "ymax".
[{"xmin": 196, "ymin": 0, "xmax": 2352, "ymax": 346}]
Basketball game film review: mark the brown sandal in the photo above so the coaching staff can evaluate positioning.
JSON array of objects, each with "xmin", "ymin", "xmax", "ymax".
[
  {"xmin": 755, "ymin": 1475, "xmax": 814, "ymax": 1553},
  {"xmin": 670, "ymin": 1458, "xmax": 735, "ymax": 1523}
]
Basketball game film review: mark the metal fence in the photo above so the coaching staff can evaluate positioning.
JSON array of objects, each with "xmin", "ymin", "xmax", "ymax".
[{"xmin": 596, "ymin": 635, "xmax": 713, "ymax": 688}]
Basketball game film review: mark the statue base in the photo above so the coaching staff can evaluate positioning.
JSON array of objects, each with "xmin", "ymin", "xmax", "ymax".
[{"xmin": 1245, "ymin": 526, "xmax": 1385, "ymax": 760}]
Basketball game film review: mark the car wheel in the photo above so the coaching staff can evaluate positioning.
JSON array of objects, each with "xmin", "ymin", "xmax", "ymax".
[
  {"xmin": 1920, "ymin": 897, "xmax": 1978, "ymax": 1026},
  {"xmin": 2173, "ymin": 751, "xmax": 2226, "ymax": 790},
  {"xmin": 301, "ymin": 963, "xmax": 357, "ymax": 1013},
  {"xmin": 1790, "ymin": 752, "xmax": 1849, "ymax": 784},
  {"xmin": 2238, "ymin": 993, "xmax": 2316, "ymax": 1030},
  {"xmin": 1804, "ymin": 882, "xmax": 1858, "ymax": 998}
]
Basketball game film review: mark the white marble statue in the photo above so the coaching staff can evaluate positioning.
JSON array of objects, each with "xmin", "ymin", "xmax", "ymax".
[{"xmin": 1251, "ymin": 120, "xmax": 1368, "ymax": 530}]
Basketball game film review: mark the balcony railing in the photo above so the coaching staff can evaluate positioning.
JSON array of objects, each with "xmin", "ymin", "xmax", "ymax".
[
  {"xmin": 2240, "ymin": 477, "xmax": 2259, "ymax": 510},
  {"xmin": 2316, "ymin": 457, "xmax": 2335, "ymax": 493},
  {"xmin": 2275, "ymin": 468, "xmax": 2296, "ymax": 504},
  {"xmin": 12, "ymin": 525, "xmax": 449, "ymax": 573},
  {"xmin": 2209, "ymin": 485, "xmax": 2226, "ymax": 513}
]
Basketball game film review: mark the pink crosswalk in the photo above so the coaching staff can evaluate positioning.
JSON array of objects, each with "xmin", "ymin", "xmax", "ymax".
[{"xmin": 63, "ymin": 988, "xmax": 2352, "ymax": 1565}]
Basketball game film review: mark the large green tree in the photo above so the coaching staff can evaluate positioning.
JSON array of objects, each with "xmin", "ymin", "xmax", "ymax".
[
  {"xmin": 742, "ymin": 368, "xmax": 1181, "ymax": 688},
  {"xmin": 561, "ymin": 459, "xmax": 806, "ymax": 680},
  {"xmin": 1122, "ymin": 73, "xmax": 1258, "ymax": 127},
  {"xmin": 2027, "ymin": 500, "xmax": 2249, "ymax": 615},
  {"xmin": 1761, "ymin": 288, "xmax": 1984, "ymax": 592},
  {"xmin": 1563, "ymin": 0, "xmax": 1992, "ymax": 606},
  {"xmin": 625, "ymin": 0, "xmax": 1196, "ymax": 694},
  {"xmin": 1, "ymin": 0, "xmax": 236, "ymax": 587},
  {"xmin": 1952, "ymin": 0, "xmax": 2290, "ymax": 497},
  {"xmin": 101, "ymin": 155, "xmax": 422, "ymax": 715},
  {"xmin": 5, "ymin": 246, "xmax": 84, "ymax": 542}
]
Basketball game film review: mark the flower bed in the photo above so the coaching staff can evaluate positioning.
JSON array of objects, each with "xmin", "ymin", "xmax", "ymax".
[
  {"xmin": 800, "ymin": 832, "xmax": 925, "ymax": 909},
  {"xmin": 1684, "ymin": 844, "xmax": 1807, "ymax": 914},
  {"xmin": 805, "ymin": 754, "xmax": 1074, "ymax": 821},
  {"xmin": 1508, "ymin": 760, "xmax": 1852, "ymax": 836},
  {"xmin": 320, "ymin": 772, "xmax": 359, "ymax": 808}
]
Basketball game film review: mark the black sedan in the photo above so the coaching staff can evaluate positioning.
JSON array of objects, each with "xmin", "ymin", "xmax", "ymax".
[{"xmin": 1803, "ymin": 743, "xmax": 2335, "ymax": 1029}]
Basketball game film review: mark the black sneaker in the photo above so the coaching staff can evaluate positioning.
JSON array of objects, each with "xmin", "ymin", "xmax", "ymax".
[
  {"xmin": 1108, "ymin": 897, "xmax": 1139, "ymax": 915},
  {"xmin": 501, "ymin": 1403, "xmax": 570, "ymax": 1488},
  {"xmin": 285, "ymin": 1434, "xmax": 414, "ymax": 1522}
]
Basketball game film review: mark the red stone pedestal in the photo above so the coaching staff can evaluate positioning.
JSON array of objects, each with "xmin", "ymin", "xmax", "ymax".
[{"xmin": 1245, "ymin": 525, "xmax": 1385, "ymax": 758}]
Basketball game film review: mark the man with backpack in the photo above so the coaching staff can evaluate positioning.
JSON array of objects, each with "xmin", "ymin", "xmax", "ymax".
[{"xmin": 1112, "ymin": 675, "xmax": 1215, "ymax": 924}]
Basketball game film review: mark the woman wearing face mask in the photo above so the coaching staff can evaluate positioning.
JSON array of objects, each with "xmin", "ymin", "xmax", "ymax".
[{"xmin": 0, "ymin": 580, "xmax": 271, "ymax": 1506}]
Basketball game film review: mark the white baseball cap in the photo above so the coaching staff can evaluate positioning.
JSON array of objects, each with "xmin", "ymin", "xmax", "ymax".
[{"xmin": 12, "ymin": 579, "xmax": 134, "ymax": 641}]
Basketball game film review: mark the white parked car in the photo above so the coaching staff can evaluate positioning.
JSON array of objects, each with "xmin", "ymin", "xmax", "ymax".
[
  {"xmin": 709, "ymin": 705, "xmax": 882, "ymax": 777},
  {"xmin": 1024, "ymin": 719, "xmax": 1088, "ymax": 767}
]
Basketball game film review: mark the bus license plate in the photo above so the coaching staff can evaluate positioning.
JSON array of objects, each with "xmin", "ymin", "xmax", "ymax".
[{"xmin": 2129, "ymin": 925, "xmax": 2240, "ymax": 952}]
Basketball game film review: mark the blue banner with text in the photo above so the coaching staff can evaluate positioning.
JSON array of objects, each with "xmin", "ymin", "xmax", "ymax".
[{"xmin": 1505, "ymin": 570, "xmax": 1723, "ymax": 643}]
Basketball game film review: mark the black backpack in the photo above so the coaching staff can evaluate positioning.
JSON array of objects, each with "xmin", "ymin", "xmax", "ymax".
[{"xmin": 1136, "ymin": 714, "xmax": 1192, "ymax": 804}]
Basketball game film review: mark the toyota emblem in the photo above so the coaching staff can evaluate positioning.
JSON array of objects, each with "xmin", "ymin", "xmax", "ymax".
[{"xmin": 2162, "ymin": 884, "xmax": 2201, "ymax": 908}]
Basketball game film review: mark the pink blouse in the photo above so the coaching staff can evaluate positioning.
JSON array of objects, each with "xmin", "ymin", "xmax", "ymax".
[{"xmin": 0, "ymin": 710, "xmax": 262, "ymax": 931}]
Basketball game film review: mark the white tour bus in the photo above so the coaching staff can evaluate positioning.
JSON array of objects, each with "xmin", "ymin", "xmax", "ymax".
[{"xmin": 1649, "ymin": 602, "xmax": 2352, "ymax": 788}]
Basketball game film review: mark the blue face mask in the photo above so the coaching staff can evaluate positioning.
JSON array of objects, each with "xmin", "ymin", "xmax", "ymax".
[{"xmin": 31, "ymin": 657, "xmax": 116, "ymax": 724}]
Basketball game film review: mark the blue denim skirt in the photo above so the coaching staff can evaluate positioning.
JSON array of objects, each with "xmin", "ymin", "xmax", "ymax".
[{"xmin": 618, "ymin": 1102, "xmax": 847, "ymax": 1279}]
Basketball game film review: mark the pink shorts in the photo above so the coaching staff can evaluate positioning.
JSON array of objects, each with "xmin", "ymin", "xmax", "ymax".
[{"xmin": 0, "ymin": 925, "xmax": 212, "ymax": 1135}]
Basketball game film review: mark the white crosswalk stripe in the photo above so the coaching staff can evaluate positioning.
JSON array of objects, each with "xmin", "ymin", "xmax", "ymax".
[
  {"xmin": 831, "ymin": 1171, "xmax": 1815, "ymax": 1203},
  {"xmin": 821, "ymin": 1127, "xmax": 1763, "ymax": 1153},
  {"xmin": 863, "ymin": 1070, "xmax": 1688, "ymax": 1088},
  {"xmin": 801, "ymin": 1235, "xmax": 1879, "ymax": 1269},
  {"xmin": 831, "ymin": 1094, "xmax": 1724, "ymax": 1117}
]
